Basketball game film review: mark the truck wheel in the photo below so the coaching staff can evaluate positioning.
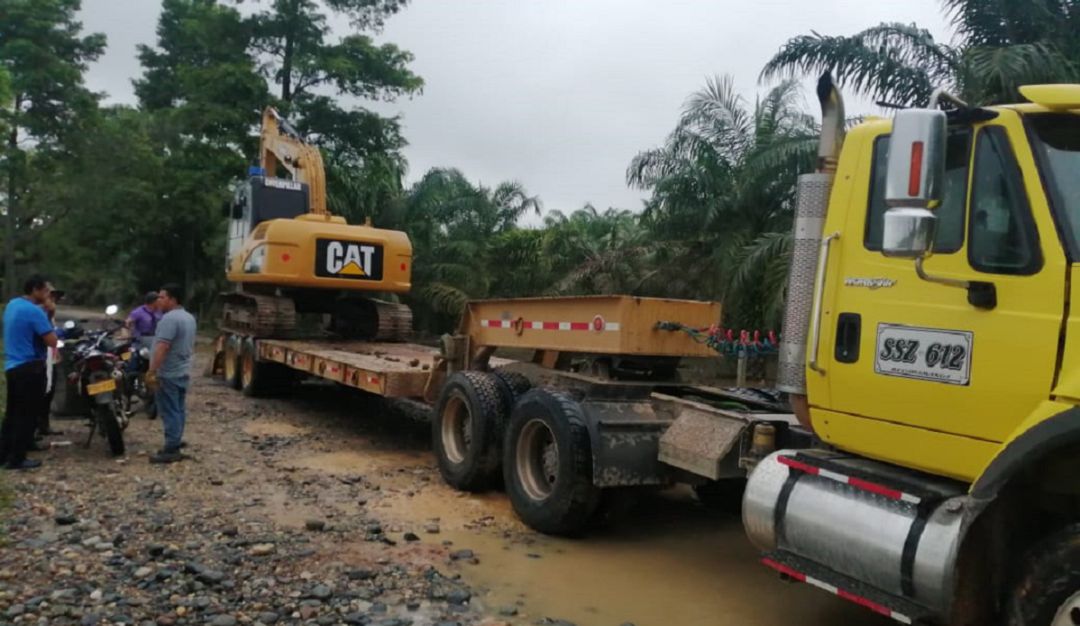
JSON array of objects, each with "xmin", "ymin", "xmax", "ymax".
[
  {"xmin": 503, "ymin": 388, "xmax": 599, "ymax": 536},
  {"xmin": 240, "ymin": 338, "xmax": 274, "ymax": 398},
  {"xmin": 432, "ymin": 371, "xmax": 505, "ymax": 492},
  {"xmin": 493, "ymin": 369, "xmax": 532, "ymax": 414},
  {"xmin": 1006, "ymin": 523, "xmax": 1080, "ymax": 626},
  {"xmin": 224, "ymin": 335, "xmax": 242, "ymax": 390},
  {"xmin": 97, "ymin": 405, "xmax": 125, "ymax": 457},
  {"xmin": 693, "ymin": 478, "xmax": 747, "ymax": 515}
]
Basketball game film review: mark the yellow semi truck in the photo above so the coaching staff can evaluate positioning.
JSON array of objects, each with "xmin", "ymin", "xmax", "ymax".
[
  {"xmin": 215, "ymin": 74, "xmax": 1080, "ymax": 626},
  {"xmin": 743, "ymin": 75, "xmax": 1080, "ymax": 625}
]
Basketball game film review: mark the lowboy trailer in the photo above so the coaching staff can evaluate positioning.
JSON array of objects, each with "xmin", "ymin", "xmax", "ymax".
[{"xmin": 212, "ymin": 294, "xmax": 801, "ymax": 534}]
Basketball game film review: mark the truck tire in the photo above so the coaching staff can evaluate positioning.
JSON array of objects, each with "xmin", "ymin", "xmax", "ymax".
[
  {"xmin": 97, "ymin": 405, "xmax": 125, "ymax": 457},
  {"xmin": 432, "ymin": 371, "xmax": 505, "ymax": 492},
  {"xmin": 693, "ymin": 478, "xmax": 746, "ymax": 515},
  {"xmin": 224, "ymin": 335, "xmax": 242, "ymax": 390},
  {"xmin": 493, "ymin": 369, "xmax": 532, "ymax": 414},
  {"xmin": 503, "ymin": 388, "xmax": 599, "ymax": 536},
  {"xmin": 240, "ymin": 338, "xmax": 276, "ymax": 398},
  {"xmin": 1005, "ymin": 523, "xmax": 1080, "ymax": 626}
]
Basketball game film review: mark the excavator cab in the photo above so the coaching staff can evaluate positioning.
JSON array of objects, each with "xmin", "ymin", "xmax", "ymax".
[{"xmin": 226, "ymin": 175, "xmax": 310, "ymax": 271}]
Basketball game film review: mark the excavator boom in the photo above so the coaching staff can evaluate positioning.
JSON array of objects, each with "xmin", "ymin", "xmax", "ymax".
[{"xmin": 260, "ymin": 107, "xmax": 327, "ymax": 215}]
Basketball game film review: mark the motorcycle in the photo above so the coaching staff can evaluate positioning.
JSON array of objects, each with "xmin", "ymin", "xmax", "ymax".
[
  {"xmin": 60, "ymin": 305, "xmax": 129, "ymax": 456},
  {"xmin": 117, "ymin": 339, "xmax": 156, "ymax": 420}
]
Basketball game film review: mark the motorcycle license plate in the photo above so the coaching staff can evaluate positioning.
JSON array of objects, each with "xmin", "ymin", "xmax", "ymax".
[
  {"xmin": 121, "ymin": 352, "xmax": 132, "ymax": 361},
  {"xmin": 87, "ymin": 379, "xmax": 117, "ymax": 396}
]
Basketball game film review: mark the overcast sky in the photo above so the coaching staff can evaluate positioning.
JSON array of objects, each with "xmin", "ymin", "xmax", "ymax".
[{"xmin": 79, "ymin": 0, "xmax": 953, "ymax": 215}]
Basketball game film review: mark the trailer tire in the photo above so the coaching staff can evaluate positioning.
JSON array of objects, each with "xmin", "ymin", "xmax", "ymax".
[
  {"xmin": 503, "ymin": 388, "xmax": 599, "ymax": 536},
  {"xmin": 1005, "ymin": 523, "xmax": 1080, "ymax": 626},
  {"xmin": 223, "ymin": 335, "xmax": 243, "ymax": 390},
  {"xmin": 432, "ymin": 371, "xmax": 505, "ymax": 492},
  {"xmin": 493, "ymin": 369, "xmax": 532, "ymax": 414},
  {"xmin": 240, "ymin": 338, "xmax": 278, "ymax": 398}
]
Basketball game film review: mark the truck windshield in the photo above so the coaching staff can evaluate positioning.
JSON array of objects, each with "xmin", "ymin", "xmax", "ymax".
[{"xmin": 1028, "ymin": 113, "xmax": 1080, "ymax": 257}]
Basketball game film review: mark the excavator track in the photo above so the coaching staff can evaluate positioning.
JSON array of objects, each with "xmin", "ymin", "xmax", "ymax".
[
  {"xmin": 221, "ymin": 290, "xmax": 413, "ymax": 342},
  {"xmin": 329, "ymin": 298, "xmax": 414, "ymax": 342},
  {"xmin": 371, "ymin": 300, "xmax": 414, "ymax": 342},
  {"xmin": 221, "ymin": 292, "xmax": 297, "ymax": 337}
]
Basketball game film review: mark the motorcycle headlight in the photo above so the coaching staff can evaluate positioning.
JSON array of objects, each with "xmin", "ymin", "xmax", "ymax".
[
  {"xmin": 139, "ymin": 347, "xmax": 150, "ymax": 359},
  {"xmin": 244, "ymin": 245, "xmax": 267, "ymax": 274}
]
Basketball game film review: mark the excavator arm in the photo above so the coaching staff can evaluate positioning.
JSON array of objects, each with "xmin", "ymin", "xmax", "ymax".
[{"xmin": 260, "ymin": 107, "xmax": 327, "ymax": 216}]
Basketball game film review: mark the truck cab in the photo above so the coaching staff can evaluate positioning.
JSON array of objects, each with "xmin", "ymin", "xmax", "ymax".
[{"xmin": 745, "ymin": 81, "xmax": 1080, "ymax": 625}]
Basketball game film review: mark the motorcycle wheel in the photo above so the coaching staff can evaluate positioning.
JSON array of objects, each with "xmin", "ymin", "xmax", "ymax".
[{"xmin": 97, "ymin": 405, "xmax": 126, "ymax": 457}]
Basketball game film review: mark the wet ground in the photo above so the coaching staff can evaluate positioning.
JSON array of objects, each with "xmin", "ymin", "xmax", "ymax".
[{"xmin": 3, "ymin": 358, "xmax": 894, "ymax": 626}]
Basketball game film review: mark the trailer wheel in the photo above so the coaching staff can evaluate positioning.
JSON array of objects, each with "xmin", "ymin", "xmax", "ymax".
[
  {"xmin": 240, "ymin": 338, "xmax": 276, "ymax": 398},
  {"xmin": 503, "ymin": 388, "xmax": 599, "ymax": 536},
  {"xmin": 223, "ymin": 335, "xmax": 242, "ymax": 390},
  {"xmin": 432, "ymin": 371, "xmax": 505, "ymax": 492},
  {"xmin": 1005, "ymin": 523, "xmax": 1080, "ymax": 626},
  {"xmin": 493, "ymin": 369, "xmax": 532, "ymax": 414},
  {"xmin": 693, "ymin": 478, "xmax": 746, "ymax": 515}
]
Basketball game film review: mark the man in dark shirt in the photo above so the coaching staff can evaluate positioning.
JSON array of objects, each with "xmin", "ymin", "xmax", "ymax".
[{"xmin": 0, "ymin": 275, "xmax": 59, "ymax": 470}]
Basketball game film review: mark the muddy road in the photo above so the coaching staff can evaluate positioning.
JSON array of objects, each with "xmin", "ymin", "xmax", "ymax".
[{"xmin": 1, "ymin": 358, "xmax": 892, "ymax": 626}]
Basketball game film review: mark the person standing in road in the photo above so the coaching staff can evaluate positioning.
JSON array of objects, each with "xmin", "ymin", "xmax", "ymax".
[
  {"xmin": 0, "ymin": 275, "xmax": 59, "ymax": 470},
  {"xmin": 146, "ymin": 283, "xmax": 196, "ymax": 464},
  {"xmin": 125, "ymin": 291, "xmax": 162, "ymax": 380},
  {"xmin": 35, "ymin": 290, "xmax": 65, "ymax": 444}
]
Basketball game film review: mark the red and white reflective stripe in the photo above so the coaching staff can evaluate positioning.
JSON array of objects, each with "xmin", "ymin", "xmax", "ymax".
[
  {"xmin": 761, "ymin": 559, "xmax": 912, "ymax": 624},
  {"xmin": 479, "ymin": 319, "xmax": 621, "ymax": 332},
  {"xmin": 777, "ymin": 456, "xmax": 921, "ymax": 504}
]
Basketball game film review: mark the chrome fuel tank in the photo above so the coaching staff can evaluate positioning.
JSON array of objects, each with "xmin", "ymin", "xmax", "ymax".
[{"xmin": 744, "ymin": 450, "xmax": 966, "ymax": 614}]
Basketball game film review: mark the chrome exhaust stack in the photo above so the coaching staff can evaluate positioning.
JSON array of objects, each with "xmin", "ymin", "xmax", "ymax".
[{"xmin": 776, "ymin": 74, "xmax": 845, "ymax": 424}]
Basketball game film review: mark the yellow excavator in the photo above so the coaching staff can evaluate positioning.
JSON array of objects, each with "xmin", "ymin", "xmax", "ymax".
[{"xmin": 221, "ymin": 107, "xmax": 413, "ymax": 340}]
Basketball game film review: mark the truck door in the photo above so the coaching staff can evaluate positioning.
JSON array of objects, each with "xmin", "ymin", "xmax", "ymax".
[{"xmin": 818, "ymin": 110, "xmax": 1067, "ymax": 443}]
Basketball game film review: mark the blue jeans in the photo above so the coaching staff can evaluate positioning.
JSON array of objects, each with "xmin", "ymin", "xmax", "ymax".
[{"xmin": 156, "ymin": 375, "xmax": 188, "ymax": 451}]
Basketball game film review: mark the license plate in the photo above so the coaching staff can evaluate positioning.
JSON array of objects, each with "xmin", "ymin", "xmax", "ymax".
[
  {"xmin": 875, "ymin": 324, "xmax": 973, "ymax": 386},
  {"xmin": 121, "ymin": 352, "xmax": 131, "ymax": 361},
  {"xmin": 87, "ymin": 379, "xmax": 117, "ymax": 396}
]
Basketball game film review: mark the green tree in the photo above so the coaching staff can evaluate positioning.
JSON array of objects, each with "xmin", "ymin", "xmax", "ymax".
[
  {"xmin": 542, "ymin": 206, "xmax": 656, "ymax": 297},
  {"xmin": 134, "ymin": 0, "xmax": 269, "ymax": 309},
  {"xmin": 247, "ymin": 0, "xmax": 423, "ymax": 215},
  {"xmin": 628, "ymin": 76, "xmax": 817, "ymax": 329},
  {"xmin": 34, "ymin": 107, "xmax": 165, "ymax": 305},
  {"xmin": 396, "ymin": 168, "xmax": 540, "ymax": 330},
  {"xmin": 762, "ymin": 1, "xmax": 1080, "ymax": 106},
  {"xmin": 0, "ymin": 0, "xmax": 105, "ymax": 297}
]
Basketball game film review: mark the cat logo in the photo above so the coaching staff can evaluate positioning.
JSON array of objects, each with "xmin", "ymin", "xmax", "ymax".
[{"xmin": 315, "ymin": 238, "xmax": 384, "ymax": 281}]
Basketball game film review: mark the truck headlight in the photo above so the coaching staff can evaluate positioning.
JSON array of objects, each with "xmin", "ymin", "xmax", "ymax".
[{"xmin": 244, "ymin": 245, "xmax": 267, "ymax": 274}]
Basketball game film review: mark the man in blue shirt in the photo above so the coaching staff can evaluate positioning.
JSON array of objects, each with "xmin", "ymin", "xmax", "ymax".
[
  {"xmin": 0, "ymin": 275, "xmax": 59, "ymax": 470},
  {"xmin": 146, "ymin": 283, "xmax": 196, "ymax": 464}
]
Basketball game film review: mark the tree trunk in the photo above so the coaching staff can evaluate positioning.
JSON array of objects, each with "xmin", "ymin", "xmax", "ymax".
[
  {"xmin": 280, "ymin": 0, "xmax": 298, "ymax": 102},
  {"xmin": 5, "ymin": 98, "xmax": 19, "ymax": 299}
]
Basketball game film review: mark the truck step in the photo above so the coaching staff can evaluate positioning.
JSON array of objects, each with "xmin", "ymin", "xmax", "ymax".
[
  {"xmin": 780, "ymin": 449, "xmax": 966, "ymax": 505},
  {"xmin": 761, "ymin": 550, "xmax": 936, "ymax": 625}
]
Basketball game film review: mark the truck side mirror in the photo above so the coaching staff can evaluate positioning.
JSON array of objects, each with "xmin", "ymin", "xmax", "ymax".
[{"xmin": 882, "ymin": 108, "xmax": 947, "ymax": 258}]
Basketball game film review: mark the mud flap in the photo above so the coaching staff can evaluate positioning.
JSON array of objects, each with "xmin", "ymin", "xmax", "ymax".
[
  {"xmin": 658, "ymin": 406, "xmax": 746, "ymax": 480},
  {"xmin": 580, "ymin": 398, "xmax": 672, "ymax": 487}
]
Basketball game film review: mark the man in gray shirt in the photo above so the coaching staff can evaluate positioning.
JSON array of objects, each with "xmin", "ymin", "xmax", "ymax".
[{"xmin": 147, "ymin": 283, "xmax": 196, "ymax": 464}]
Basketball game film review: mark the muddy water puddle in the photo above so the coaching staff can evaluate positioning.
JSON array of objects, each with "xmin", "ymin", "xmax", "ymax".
[
  {"xmin": 249, "ymin": 391, "xmax": 892, "ymax": 626},
  {"xmin": 284, "ymin": 455, "xmax": 889, "ymax": 626}
]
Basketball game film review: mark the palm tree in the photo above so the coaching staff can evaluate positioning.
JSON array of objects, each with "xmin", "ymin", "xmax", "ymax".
[
  {"xmin": 762, "ymin": 1, "xmax": 1080, "ymax": 106},
  {"xmin": 397, "ymin": 168, "xmax": 542, "ymax": 329},
  {"xmin": 542, "ymin": 205, "xmax": 656, "ymax": 296},
  {"xmin": 627, "ymin": 75, "xmax": 817, "ymax": 329}
]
